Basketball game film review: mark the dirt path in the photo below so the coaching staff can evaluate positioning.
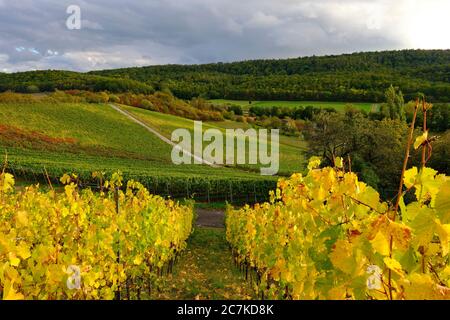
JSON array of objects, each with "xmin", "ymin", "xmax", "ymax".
[
  {"xmin": 109, "ymin": 103, "xmax": 256, "ymax": 299},
  {"xmin": 153, "ymin": 209, "xmax": 255, "ymax": 300},
  {"xmin": 109, "ymin": 104, "xmax": 218, "ymax": 167},
  {"xmin": 196, "ymin": 208, "xmax": 225, "ymax": 228}
]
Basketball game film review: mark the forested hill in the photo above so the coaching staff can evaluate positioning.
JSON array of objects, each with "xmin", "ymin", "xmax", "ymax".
[
  {"xmin": 95, "ymin": 49, "xmax": 450, "ymax": 77},
  {"xmin": 1, "ymin": 50, "xmax": 449, "ymax": 102},
  {"xmin": 91, "ymin": 49, "xmax": 450, "ymax": 102},
  {"xmin": 0, "ymin": 70, "xmax": 155, "ymax": 94}
]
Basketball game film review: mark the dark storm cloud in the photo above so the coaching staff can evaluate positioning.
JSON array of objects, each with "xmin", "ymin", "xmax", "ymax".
[{"xmin": 0, "ymin": 0, "xmax": 444, "ymax": 72}]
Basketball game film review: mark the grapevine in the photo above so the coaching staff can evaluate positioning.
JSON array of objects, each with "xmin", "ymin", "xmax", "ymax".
[
  {"xmin": 0, "ymin": 171, "xmax": 194, "ymax": 300},
  {"xmin": 226, "ymin": 99, "xmax": 450, "ymax": 300}
]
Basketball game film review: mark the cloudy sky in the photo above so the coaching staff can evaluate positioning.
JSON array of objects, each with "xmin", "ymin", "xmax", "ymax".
[{"xmin": 0, "ymin": 0, "xmax": 449, "ymax": 72}]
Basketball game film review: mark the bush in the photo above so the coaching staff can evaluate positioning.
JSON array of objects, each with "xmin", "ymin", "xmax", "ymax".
[
  {"xmin": 26, "ymin": 85, "xmax": 40, "ymax": 94},
  {"xmin": 236, "ymin": 115, "xmax": 246, "ymax": 123},
  {"xmin": 228, "ymin": 105, "xmax": 243, "ymax": 116},
  {"xmin": 109, "ymin": 94, "xmax": 120, "ymax": 103},
  {"xmin": 139, "ymin": 99, "xmax": 154, "ymax": 110}
]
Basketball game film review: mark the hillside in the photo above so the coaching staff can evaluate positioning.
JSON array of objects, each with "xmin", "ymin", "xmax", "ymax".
[
  {"xmin": 0, "ymin": 99, "xmax": 285, "ymax": 201},
  {"xmin": 91, "ymin": 49, "xmax": 450, "ymax": 102},
  {"xmin": 0, "ymin": 70, "xmax": 154, "ymax": 94},
  {"xmin": 120, "ymin": 105, "xmax": 308, "ymax": 174},
  {"xmin": 1, "ymin": 50, "xmax": 449, "ymax": 104}
]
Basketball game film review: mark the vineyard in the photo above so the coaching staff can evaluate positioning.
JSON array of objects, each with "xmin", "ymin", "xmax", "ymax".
[
  {"xmin": 0, "ymin": 91, "xmax": 448, "ymax": 301},
  {"xmin": 4, "ymin": 147, "xmax": 277, "ymax": 204},
  {"xmin": 0, "ymin": 100, "xmax": 282, "ymax": 203},
  {"xmin": 226, "ymin": 100, "xmax": 450, "ymax": 300},
  {"xmin": 0, "ymin": 171, "xmax": 194, "ymax": 299},
  {"xmin": 1, "ymin": 0, "xmax": 450, "ymax": 306},
  {"xmin": 226, "ymin": 157, "xmax": 450, "ymax": 299}
]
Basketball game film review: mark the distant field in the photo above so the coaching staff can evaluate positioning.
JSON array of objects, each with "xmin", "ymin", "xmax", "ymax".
[
  {"xmin": 0, "ymin": 101, "xmax": 298, "ymax": 201},
  {"xmin": 210, "ymin": 99, "xmax": 379, "ymax": 113},
  {"xmin": 0, "ymin": 102, "xmax": 275, "ymax": 179},
  {"xmin": 124, "ymin": 105, "xmax": 308, "ymax": 175},
  {"xmin": 0, "ymin": 101, "xmax": 308, "ymax": 178}
]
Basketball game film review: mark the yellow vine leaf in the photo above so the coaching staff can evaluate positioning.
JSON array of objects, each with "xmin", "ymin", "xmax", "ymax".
[
  {"xmin": 383, "ymin": 257, "xmax": 404, "ymax": 276},
  {"xmin": 330, "ymin": 240, "xmax": 354, "ymax": 274},
  {"xmin": 389, "ymin": 221, "xmax": 412, "ymax": 251},
  {"xmin": 16, "ymin": 243, "xmax": 31, "ymax": 260},
  {"xmin": 368, "ymin": 215, "xmax": 411, "ymax": 251},
  {"xmin": 133, "ymin": 255, "xmax": 143, "ymax": 266},
  {"xmin": 415, "ymin": 167, "xmax": 440, "ymax": 204},
  {"xmin": 404, "ymin": 167, "xmax": 418, "ymax": 189},
  {"xmin": 60, "ymin": 174, "xmax": 72, "ymax": 185},
  {"xmin": 16, "ymin": 211, "xmax": 29, "ymax": 227},
  {"xmin": 328, "ymin": 285, "xmax": 347, "ymax": 300},
  {"xmin": 410, "ymin": 207, "xmax": 435, "ymax": 249},
  {"xmin": 435, "ymin": 181, "xmax": 450, "ymax": 224},
  {"xmin": 8, "ymin": 253, "xmax": 20, "ymax": 267},
  {"xmin": 1, "ymin": 173, "xmax": 15, "ymax": 193},
  {"xmin": 2, "ymin": 280, "xmax": 24, "ymax": 300},
  {"xmin": 370, "ymin": 231, "xmax": 390, "ymax": 256},
  {"xmin": 403, "ymin": 202, "xmax": 420, "ymax": 223},
  {"xmin": 414, "ymin": 131, "xmax": 428, "ymax": 150},
  {"xmin": 402, "ymin": 274, "xmax": 449, "ymax": 300},
  {"xmin": 435, "ymin": 221, "xmax": 450, "ymax": 256},
  {"xmin": 307, "ymin": 156, "xmax": 321, "ymax": 171}
]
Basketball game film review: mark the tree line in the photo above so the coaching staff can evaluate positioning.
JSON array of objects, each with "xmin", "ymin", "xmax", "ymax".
[
  {"xmin": 0, "ymin": 70, "xmax": 154, "ymax": 94},
  {"xmin": 220, "ymin": 86, "xmax": 449, "ymax": 198},
  {"xmin": 1, "ymin": 50, "xmax": 449, "ymax": 102},
  {"xmin": 91, "ymin": 49, "xmax": 450, "ymax": 102}
]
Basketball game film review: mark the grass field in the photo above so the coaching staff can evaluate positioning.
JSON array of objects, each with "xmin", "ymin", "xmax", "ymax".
[
  {"xmin": 0, "ymin": 102, "xmax": 173, "ymax": 162},
  {"xmin": 123, "ymin": 105, "xmax": 308, "ymax": 174},
  {"xmin": 210, "ymin": 99, "xmax": 379, "ymax": 113},
  {"xmin": 0, "ymin": 101, "xmax": 307, "ymax": 178},
  {"xmin": 154, "ymin": 227, "xmax": 255, "ymax": 300},
  {"xmin": 0, "ymin": 101, "xmax": 303, "ymax": 200}
]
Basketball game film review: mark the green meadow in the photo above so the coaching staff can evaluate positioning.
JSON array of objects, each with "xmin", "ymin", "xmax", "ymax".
[
  {"xmin": 210, "ymin": 99, "xmax": 378, "ymax": 113},
  {"xmin": 0, "ymin": 102, "xmax": 278, "ymax": 181},
  {"xmin": 124, "ymin": 105, "xmax": 308, "ymax": 175}
]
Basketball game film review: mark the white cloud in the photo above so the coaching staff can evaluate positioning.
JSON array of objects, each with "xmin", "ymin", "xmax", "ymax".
[
  {"xmin": 223, "ymin": 18, "xmax": 243, "ymax": 35},
  {"xmin": 81, "ymin": 20, "xmax": 104, "ymax": 31},
  {"xmin": 0, "ymin": 54, "xmax": 8, "ymax": 63},
  {"xmin": 402, "ymin": 0, "xmax": 450, "ymax": 49},
  {"xmin": 63, "ymin": 49, "xmax": 152, "ymax": 70},
  {"xmin": 246, "ymin": 12, "xmax": 281, "ymax": 28}
]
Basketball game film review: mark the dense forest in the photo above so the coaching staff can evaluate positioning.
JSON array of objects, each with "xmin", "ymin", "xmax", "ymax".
[
  {"xmin": 0, "ymin": 70, "xmax": 154, "ymax": 94},
  {"xmin": 0, "ymin": 50, "xmax": 449, "ymax": 102},
  {"xmin": 91, "ymin": 49, "xmax": 450, "ymax": 102}
]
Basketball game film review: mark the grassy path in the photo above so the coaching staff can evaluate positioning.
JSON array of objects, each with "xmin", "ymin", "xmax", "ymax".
[
  {"xmin": 153, "ymin": 209, "xmax": 256, "ymax": 300},
  {"xmin": 109, "ymin": 104, "xmax": 218, "ymax": 167}
]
